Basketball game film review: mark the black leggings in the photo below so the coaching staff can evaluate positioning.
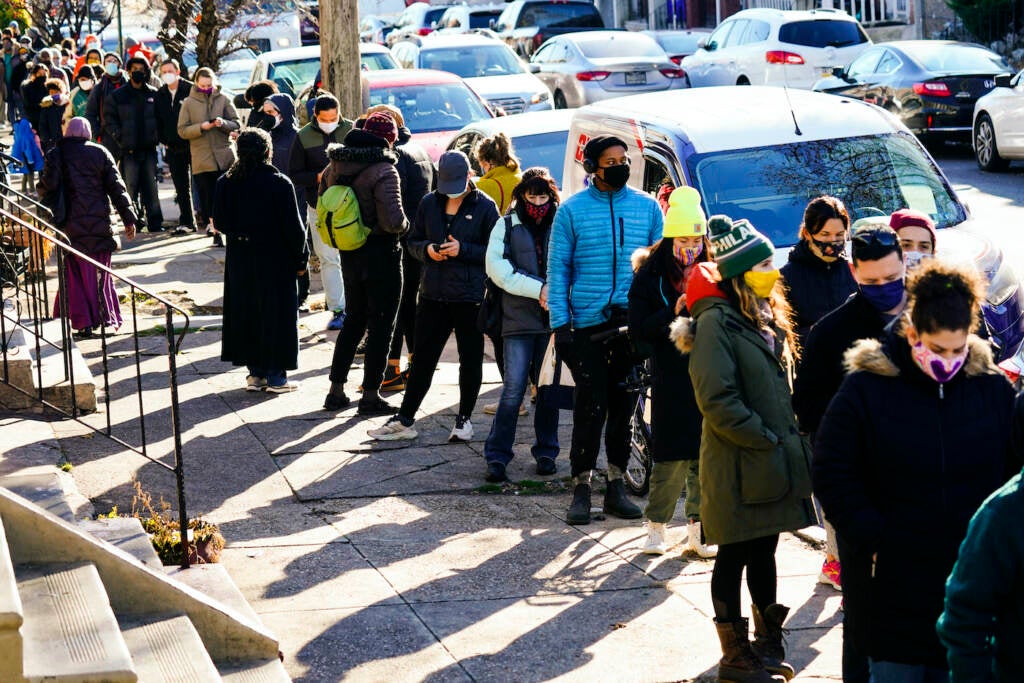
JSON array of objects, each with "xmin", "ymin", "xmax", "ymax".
[
  {"xmin": 388, "ymin": 250, "xmax": 420, "ymax": 360},
  {"xmin": 711, "ymin": 534, "xmax": 779, "ymax": 621}
]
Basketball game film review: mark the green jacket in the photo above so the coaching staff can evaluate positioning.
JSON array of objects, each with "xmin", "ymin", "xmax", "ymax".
[{"xmin": 678, "ymin": 294, "xmax": 815, "ymax": 546}]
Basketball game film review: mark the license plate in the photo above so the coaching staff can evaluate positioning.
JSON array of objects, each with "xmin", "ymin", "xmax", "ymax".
[
  {"xmin": 820, "ymin": 66, "xmax": 841, "ymax": 77},
  {"xmin": 625, "ymin": 71, "xmax": 647, "ymax": 85}
]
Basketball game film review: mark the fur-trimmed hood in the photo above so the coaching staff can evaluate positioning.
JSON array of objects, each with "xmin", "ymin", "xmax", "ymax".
[
  {"xmin": 326, "ymin": 143, "xmax": 398, "ymax": 165},
  {"xmin": 631, "ymin": 245, "xmax": 652, "ymax": 272},
  {"xmin": 843, "ymin": 334, "xmax": 999, "ymax": 379}
]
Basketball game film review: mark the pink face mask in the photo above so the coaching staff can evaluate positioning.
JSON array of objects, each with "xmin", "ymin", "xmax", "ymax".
[{"xmin": 911, "ymin": 341, "xmax": 967, "ymax": 384}]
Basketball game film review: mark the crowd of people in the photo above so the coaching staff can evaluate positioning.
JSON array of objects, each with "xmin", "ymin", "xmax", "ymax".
[{"xmin": 5, "ymin": 23, "xmax": 1024, "ymax": 683}]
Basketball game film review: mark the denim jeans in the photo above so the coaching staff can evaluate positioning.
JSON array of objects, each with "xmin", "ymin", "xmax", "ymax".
[
  {"xmin": 248, "ymin": 366, "xmax": 286, "ymax": 386},
  {"xmin": 121, "ymin": 148, "xmax": 164, "ymax": 230},
  {"xmin": 869, "ymin": 660, "xmax": 947, "ymax": 683},
  {"xmin": 484, "ymin": 334, "xmax": 559, "ymax": 464}
]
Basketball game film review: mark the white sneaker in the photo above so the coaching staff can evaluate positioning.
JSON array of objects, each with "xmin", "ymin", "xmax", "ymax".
[
  {"xmin": 265, "ymin": 381, "xmax": 299, "ymax": 394},
  {"xmin": 245, "ymin": 375, "xmax": 268, "ymax": 392},
  {"xmin": 642, "ymin": 522, "xmax": 668, "ymax": 555},
  {"xmin": 483, "ymin": 401, "xmax": 528, "ymax": 416},
  {"xmin": 687, "ymin": 520, "xmax": 718, "ymax": 558},
  {"xmin": 368, "ymin": 416, "xmax": 417, "ymax": 440},
  {"xmin": 449, "ymin": 415, "xmax": 473, "ymax": 442}
]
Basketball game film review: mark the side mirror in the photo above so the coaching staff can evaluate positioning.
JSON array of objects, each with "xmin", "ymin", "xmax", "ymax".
[
  {"xmin": 698, "ymin": 37, "xmax": 712, "ymax": 51},
  {"xmin": 233, "ymin": 92, "xmax": 251, "ymax": 109},
  {"xmin": 489, "ymin": 18, "xmax": 496, "ymax": 29},
  {"xmin": 528, "ymin": 63, "xmax": 540, "ymax": 73},
  {"xmin": 833, "ymin": 67, "xmax": 850, "ymax": 82},
  {"xmin": 995, "ymin": 73, "xmax": 1013, "ymax": 88}
]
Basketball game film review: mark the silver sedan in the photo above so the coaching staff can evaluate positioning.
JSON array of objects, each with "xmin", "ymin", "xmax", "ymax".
[{"xmin": 528, "ymin": 31, "xmax": 688, "ymax": 108}]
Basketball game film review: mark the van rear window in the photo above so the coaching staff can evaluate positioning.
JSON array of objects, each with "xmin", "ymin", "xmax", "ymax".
[
  {"xmin": 517, "ymin": 3, "xmax": 603, "ymax": 30},
  {"xmin": 778, "ymin": 19, "xmax": 868, "ymax": 48}
]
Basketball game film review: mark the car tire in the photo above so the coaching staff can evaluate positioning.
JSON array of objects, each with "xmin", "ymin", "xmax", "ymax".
[
  {"xmin": 554, "ymin": 90, "xmax": 568, "ymax": 109},
  {"xmin": 975, "ymin": 114, "xmax": 1009, "ymax": 172},
  {"xmin": 736, "ymin": 76, "xmax": 750, "ymax": 86}
]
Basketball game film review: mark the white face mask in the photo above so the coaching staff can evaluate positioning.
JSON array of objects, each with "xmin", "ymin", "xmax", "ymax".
[
  {"xmin": 79, "ymin": 80, "xmax": 93, "ymax": 91},
  {"xmin": 445, "ymin": 190, "xmax": 466, "ymax": 199},
  {"xmin": 161, "ymin": 72, "xmax": 178, "ymax": 86},
  {"xmin": 318, "ymin": 119, "xmax": 339, "ymax": 134}
]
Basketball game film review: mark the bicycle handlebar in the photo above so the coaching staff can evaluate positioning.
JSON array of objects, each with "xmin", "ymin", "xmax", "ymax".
[{"xmin": 590, "ymin": 325, "xmax": 629, "ymax": 343}]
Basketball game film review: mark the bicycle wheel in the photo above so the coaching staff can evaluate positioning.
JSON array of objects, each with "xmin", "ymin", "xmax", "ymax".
[{"xmin": 625, "ymin": 391, "xmax": 652, "ymax": 496}]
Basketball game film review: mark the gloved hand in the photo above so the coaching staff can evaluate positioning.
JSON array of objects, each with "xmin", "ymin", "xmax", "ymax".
[{"xmin": 553, "ymin": 325, "xmax": 573, "ymax": 347}]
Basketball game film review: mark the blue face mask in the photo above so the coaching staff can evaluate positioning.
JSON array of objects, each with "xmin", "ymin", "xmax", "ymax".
[{"xmin": 860, "ymin": 279, "xmax": 904, "ymax": 312}]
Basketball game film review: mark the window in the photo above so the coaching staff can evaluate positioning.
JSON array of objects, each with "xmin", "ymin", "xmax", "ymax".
[
  {"xmin": 360, "ymin": 52, "xmax": 397, "ymax": 71},
  {"xmin": 266, "ymin": 58, "xmax": 321, "ymax": 96},
  {"xmin": 369, "ymin": 83, "xmax": 492, "ymax": 133},
  {"xmin": 721, "ymin": 20, "xmax": 748, "ymax": 48},
  {"xmin": 846, "ymin": 49, "xmax": 883, "ymax": 80},
  {"xmin": 706, "ymin": 20, "xmax": 735, "ymax": 50},
  {"xmin": 577, "ymin": 34, "xmax": 665, "ymax": 59},
  {"xmin": 744, "ymin": 20, "xmax": 770, "ymax": 44},
  {"xmin": 469, "ymin": 10, "xmax": 502, "ymax": 29},
  {"xmin": 778, "ymin": 20, "xmax": 869, "ymax": 48},
  {"xmin": 874, "ymin": 50, "xmax": 902, "ymax": 76},
  {"xmin": 901, "ymin": 43, "xmax": 1010, "ymax": 73},
  {"xmin": 494, "ymin": 4, "xmax": 516, "ymax": 33},
  {"xmin": 532, "ymin": 42, "xmax": 555, "ymax": 62},
  {"xmin": 516, "ymin": 2, "xmax": 602, "ymax": 29},
  {"xmin": 425, "ymin": 7, "xmax": 448, "ymax": 27},
  {"xmin": 420, "ymin": 45, "xmax": 525, "ymax": 78},
  {"xmin": 391, "ymin": 43, "xmax": 416, "ymax": 68},
  {"xmin": 643, "ymin": 156, "xmax": 673, "ymax": 195}
]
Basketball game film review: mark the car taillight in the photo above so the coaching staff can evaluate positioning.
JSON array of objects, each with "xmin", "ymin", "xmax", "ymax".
[
  {"xmin": 660, "ymin": 67, "xmax": 685, "ymax": 79},
  {"xmin": 418, "ymin": 27, "xmax": 433, "ymax": 35},
  {"xmin": 533, "ymin": 32, "xmax": 545, "ymax": 48},
  {"xmin": 913, "ymin": 81, "xmax": 951, "ymax": 97},
  {"xmin": 576, "ymin": 71, "xmax": 610, "ymax": 81},
  {"xmin": 669, "ymin": 55, "xmax": 682, "ymax": 65},
  {"xmin": 765, "ymin": 50, "xmax": 804, "ymax": 65}
]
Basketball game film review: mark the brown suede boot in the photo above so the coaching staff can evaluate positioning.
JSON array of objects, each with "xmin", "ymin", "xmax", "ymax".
[
  {"xmin": 751, "ymin": 604, "xmax": 796, "ymax": 680},
  {"xmin": 714, "ymin": 619, "xmax": 785, "ymax": 683}
]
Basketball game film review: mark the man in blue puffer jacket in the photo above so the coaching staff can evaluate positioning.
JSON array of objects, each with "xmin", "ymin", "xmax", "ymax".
[{"xmin": 548, "ymin": 134, "xmax": 663, "ymax": 525}]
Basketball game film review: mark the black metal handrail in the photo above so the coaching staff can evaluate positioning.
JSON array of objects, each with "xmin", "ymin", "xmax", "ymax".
[{"xmin": 0, "ymin": 193, "xmax": 194, "ymax": 568}]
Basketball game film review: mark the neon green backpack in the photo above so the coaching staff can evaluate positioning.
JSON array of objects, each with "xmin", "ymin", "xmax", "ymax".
[{"xmin": 316, "ymin": 181, "xmax": 370, "ymax": 251}]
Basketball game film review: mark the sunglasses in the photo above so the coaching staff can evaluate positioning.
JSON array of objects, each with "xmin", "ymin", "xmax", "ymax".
[{"xmin": 851, "ymin": 228, "xmax": 898, "ymax": 248}]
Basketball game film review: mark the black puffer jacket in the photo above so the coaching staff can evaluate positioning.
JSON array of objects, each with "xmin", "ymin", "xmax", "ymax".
[
  {"xmin": 408, "ymin": 189, "xmax": 499, "ymax": 303},
  {"xmin": 319, "ymin": 133, "xmax": 407, "ymax": 238},
  {"xmin": 104, "ymin": 82, "xmax": 159, "ymax": 152},
  {"xmin": 814, "ymin": 332, "xmax": 1020, "ymax": 669},
  {"xmin": 38, "ymin": 137, "xmax": 137, "ymax": 253},
  {"xmin": 780, "ymin": 239, "xmax": 857, "ymax": 347},
  {"xmin": 155, "ymin": 78, "xmax": 192, "ymax": 150},
  {"xmin": 84, "ymin": 72, "xmax": 128, "ymax": 158},
  {"xmin": 395, "ymin": 127, "xmax": 435, "ymax": 223}
]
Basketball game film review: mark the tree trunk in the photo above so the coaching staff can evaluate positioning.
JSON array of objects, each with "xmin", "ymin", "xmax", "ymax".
[{"xmin": 319, "ymin": 0, "xmax": 362, "ymax": 120}]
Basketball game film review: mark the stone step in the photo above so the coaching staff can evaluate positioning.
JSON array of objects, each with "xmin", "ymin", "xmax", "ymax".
[
  {"xmin": 27, "ymin": 318, "xmax": 96, "ymax": 413},
  {"xmin": 17, "ymin": 561, "xmax": 136, "ymax": 682},
  {"xmin": 78, "ymin": 517, "xmax": 162, "ymax": 569},
  {"xmin": 118, "ymin": 614, "xmax": 221, "ymax": 683},
  {"xmin": 0, "ymin": 471, "xmax": 75, "ymax": 522},
  {"xmin": 218, "ymin": 658, "xmax": 292, "ymax": 682},
  {"xmin": 0, "ymin": 514, "xmax": 24, "ymax": 682}
]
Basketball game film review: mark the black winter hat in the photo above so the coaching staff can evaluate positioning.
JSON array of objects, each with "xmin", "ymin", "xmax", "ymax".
[{"xmin": 583, "ymin": 135, "xmax": 628, "ymax": 165}]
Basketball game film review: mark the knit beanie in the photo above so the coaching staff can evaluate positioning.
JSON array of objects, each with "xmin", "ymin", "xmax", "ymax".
[
  {"xmin": 103, "ymin": 51, "xmax": 121, "ymax": 66},
  {"xmin": 663, "ymin": 187, "xmax": 706, "ymax": 238},
  {"xmin": 64, "ymin": 116, "xmax": 92, "ymax": 140},
  {"xmin": 583, "ymin": 135, "xmax": 627, "ymax": 166},
  {"xmin": 362, "ymin": 112, "xmax": 398, "ymax": 145},
  {"xmin": 889, "ymin": 208, "xmax": 936, "ymax": 245},
  {"xmin": 708, "ymin": 214, "xmax": 775, "ymax": 279}
]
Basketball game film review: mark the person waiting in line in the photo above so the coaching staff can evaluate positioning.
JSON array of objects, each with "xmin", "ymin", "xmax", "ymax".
[
  {"xmin": 212, "ymin": 128, "xmax": 308, "ymax": 393},
  {"xmin": 679, "ymin": 215, "xmax": 812, "ymax": 682},
  {"xmin": 319, "ymin": 112, "xmax": 408, "ymax": 415},
  {"xmin": 84, "ymin": 52, "xmax": 127, "ymax": 162},
  {"xmin": 482, "ymin": 167, "xmax": 561, "ymax": 482},
  {"xmin": 368, "ymin": 150, "xmax": 499, "ymax": 442},
  {"xmin": 890, "ymin": 208, "xmax": 935, "ymax": 269},
  {"xmin": 20, "ymin": 62, "xmax": 49, "ymax": 132},
  {"xmin": 547, "ymin": 135, "xmax": 662, "ymax": 526},
  {"xmin": 814, "ymin": 259, "xmax": 1021, "ymax": 683},
  {"xmin": 36, "ymin": 77, "xmax": 68, "ymax": 153},
  {"xmin": 154, "ymin": 59, "xmax": 195, "ymax": 235},
  {"xmin": 63, "ymin": 65, "xmax": 96, "ymax": 129},
  {"xmin": 287, "ymin": 93, "xmax": 352, "ymax": 331},
  {"xmin": 177, "ymin": 67, "xmax": 239, "ymax": 247},
  {"xmin": 630, "ymin": 186, "xmax": 716, "ymax": 559}
]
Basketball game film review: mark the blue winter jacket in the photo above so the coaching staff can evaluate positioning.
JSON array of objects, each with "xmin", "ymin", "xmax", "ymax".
[
  {"xmin": 11, "ymin": 118, "xmax": 44, "ymax": 173},
  {"xmin": 547, "ymin": 183, "xmax": 663, "ymax": 330}
]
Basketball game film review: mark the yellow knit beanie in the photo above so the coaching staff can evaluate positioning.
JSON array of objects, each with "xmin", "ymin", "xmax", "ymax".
[{"xmin": 663, "ymin": 186, "xmax": 707, "ymax": 238}]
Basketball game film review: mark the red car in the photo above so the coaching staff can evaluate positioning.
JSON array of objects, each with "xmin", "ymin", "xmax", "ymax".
[{"xmin": 361, "ymin": 69, "xmax": 495, "ymax": 161}]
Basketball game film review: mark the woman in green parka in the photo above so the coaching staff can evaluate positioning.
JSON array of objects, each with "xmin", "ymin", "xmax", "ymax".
[{"xmin": 671, "ymin": 214, "xmax": 815, "ymax": 683}]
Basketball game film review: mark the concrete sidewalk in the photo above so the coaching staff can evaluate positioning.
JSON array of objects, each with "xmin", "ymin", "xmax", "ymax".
[{"xmin": 2, "ymin": 181, "xmax": 845, "ymax": 681}]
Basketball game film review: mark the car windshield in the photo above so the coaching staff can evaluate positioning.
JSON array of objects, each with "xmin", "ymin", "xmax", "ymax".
[
  {"xmin": 370, "ymin": 83, "xmax": 492, "ymax": 133},
  {"xmin": 901, "ymin": 43, "xmax": 1010, "ymax": 73},
  {"xmin": 653, "ymin": 32, "xmax": 705, "ymax": 54},
  {"xmin": 425, "ymin": 7, "xmax": 448, "ymax": 25},
  {"xmin": 578, "ymin": 34, "xmax": 665, "ymax": 59},
  {"xmin": 517, "ymin": 3, "xmax": 602, "ymax": 29},
  {"xmin": 421, "ymin": 45, "xmax": 524, "ymax": 78},
  {"xmin": 778, "ymin": 19, "xmax": 869, "ymax": 48},
  {"xmin": 218, "ymin": 67, "xmax": 252, "ymax": 92},
  {"xmin": 686, "ymin": 132, "xmax": 964, "ymax": 248},
  {"xmin": 513, "ymin": 131, "xmax": 569, "ymax": 186},
  {"xmin": 266, "ymin": 58, "xmax": 321, "ymax": 95},
  {"xmin": 469, "ymin": 10, "xmax": 501, "ymax": 29},
  {"xmin": 361, "ymin": 52, "xmax": 398, "ymax": 70}
]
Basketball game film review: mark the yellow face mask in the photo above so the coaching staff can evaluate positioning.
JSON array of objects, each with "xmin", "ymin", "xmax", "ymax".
[{"xmin": 743, "ymin": 269, "xmax": 780, "ymax": 299}]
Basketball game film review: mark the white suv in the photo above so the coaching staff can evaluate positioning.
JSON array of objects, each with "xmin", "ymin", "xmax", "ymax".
[{"xmin": 681, "ymin": 8, "xmax": 871, "ymax": 89}]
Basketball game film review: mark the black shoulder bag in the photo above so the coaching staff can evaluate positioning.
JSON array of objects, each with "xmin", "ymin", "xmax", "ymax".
[{"xmin": 477, "ymin": 215, "xmax": 513, "ymax": 338}]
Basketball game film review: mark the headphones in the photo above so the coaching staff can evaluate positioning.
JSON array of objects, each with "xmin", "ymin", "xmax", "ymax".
[{"xmin": 582, "ymin": 156, "xmax": 597, "ymax": 174}]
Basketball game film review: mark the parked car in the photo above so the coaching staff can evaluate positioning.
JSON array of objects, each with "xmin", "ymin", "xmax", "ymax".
[
  {"xmin": 360, "ymin": 14, "xmax": 396, "ymax": 44},
  {"xmin": 390, "ymin": 33, "xmax": 552, "ymax": 114},
  {"xmin": 180, "ymin": 46, "xmax": 259, "ymax": 75},
  {"xmin": 362, "ymin": 68, "xmax": 495, "ymax": 160},
  {"xmin": 563, "ymin": 86, "xmax": 1024, "ymax": 373},
  {"xmin": 681, "ymin": 8, "xmax": 871, "ymax": 89},
  {"xmin": 233, "ymin": 2, "xmax": 303, "ymax": 52},
  {"xmin": 973, "ymin": 69, "xmax": 1024, "ymax": 171},
  {"xmin": 245, "ymin": 45, "xmax": 321, "ymax": 97},
  {"xmin": 642, "ymin": 29, "xmax": 712, "ymax": 65},
  {"xmin": 300, "ymin": 0, "xmax": 320, "ymax": 45},
  {"xmin": 360, "ymin": 42, "xmax": 400, "ymax": 70},
  {"xmin": 814, "ymin": 40, "xmax": 1011, "ymax": 146},
  {"xmin": 493, "ymin": 0, "xmax": 605, "ymax": 58},
  {"xmin": 435, "ymin": 4, "xmax": 504, "ymax": 34},
  {"xmin": 446, "ymin": 108, "xmax": 575, "ymax": 186},
  {"xmin": 386, "ymin": 2, "xmax": 453, "ymax": 46},
  {"xmin": 529, "ymin": 31, "xmax": 686, "ymax": 109},
  {"xmin": 217, "ymin": 58, "xmax": 258, "ymax": 99}
]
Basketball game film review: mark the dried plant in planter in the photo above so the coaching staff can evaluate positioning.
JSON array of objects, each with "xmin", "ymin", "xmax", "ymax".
[{"xmin": 130, "ymin": 479, "xmax": 225, "ymax": 565}]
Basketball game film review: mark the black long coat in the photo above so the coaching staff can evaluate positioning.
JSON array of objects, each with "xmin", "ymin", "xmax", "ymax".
[
  {"xmin": 813, "ymin": 332, "xmax": 1020, "ymax": 669},
  {"xmin": 212, "ymin": 164, "xmax": 309, "ymax": 371},
  {"xmin": 627, "ymin": 244, "xmax": 702, "ymax": 462}
]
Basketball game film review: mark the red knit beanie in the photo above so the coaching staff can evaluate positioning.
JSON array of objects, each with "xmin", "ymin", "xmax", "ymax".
[
  {"xmin": 362, "ymin": 112, "xmax": 398, "ymax": 145},
  {"xmin": 889, "ymin": 208, "xmax": 936, "ymax": 245}
]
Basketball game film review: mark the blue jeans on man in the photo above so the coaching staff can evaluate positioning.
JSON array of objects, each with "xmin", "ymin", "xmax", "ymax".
[
  {"xmin": 869, "ymin": 660, "xmax": 947, "ymax": 683},
  {"xmin": 484, "ymin": 334, "xmax": 559, "ymax": 465}
]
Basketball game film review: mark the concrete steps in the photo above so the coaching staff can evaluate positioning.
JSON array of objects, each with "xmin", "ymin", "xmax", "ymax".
[
  {"xmin": 0, "ymin": 489, "xmax": 291, "ymax": 682},
  {"xmin": 0, "ymin": 314, "xmax": 96, "ymax": 413}
]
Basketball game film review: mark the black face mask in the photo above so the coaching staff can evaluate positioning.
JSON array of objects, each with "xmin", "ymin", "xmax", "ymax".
[
  {"xmin": 33, "ymin": 75, "xmax": 45, "ymax": 83},
  {"xmin": 599, "ymin": 164, "xmax": 630, "ymax": 191},
  {"xmin": 130, "ymin": 71, "xmax": 147, "ymax": 84}
]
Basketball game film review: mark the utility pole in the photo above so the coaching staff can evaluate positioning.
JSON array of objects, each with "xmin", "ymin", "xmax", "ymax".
[{"xmin": 319, "ymin": 0, "xmax": 362, "ymax": 121}]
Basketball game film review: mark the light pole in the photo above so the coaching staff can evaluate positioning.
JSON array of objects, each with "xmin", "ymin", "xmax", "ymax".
[{"xmin": 116, "ymin": 0, "xmax": 124, "ymax": 58}]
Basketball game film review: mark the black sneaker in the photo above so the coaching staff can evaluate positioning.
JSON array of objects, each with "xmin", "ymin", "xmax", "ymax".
[
  {"xmin": 323, "ymin": 393, "xmax": 351, "ymax": 411},
  {"xmin": 212, "ymin": 233, "xmax": 224, "ymax": 247},
  {"xmin": 536, "ymin": 458, "xmax": 557, "ymax": 476},
  {"xmin": 485, "ymin": 461, "xmax": 508, "ymax": 483},
  {"xmin": 355, "ymin": 337, "xmax": 367, "ymax": 357},
  {"xmin": 358, "ymin": 396, "xmax": 395, "ymax": 416}
]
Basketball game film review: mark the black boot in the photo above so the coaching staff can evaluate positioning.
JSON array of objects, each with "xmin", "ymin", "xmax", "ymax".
[
  {"xmin": 714, "ymin": 619, "xmax": 785, "ymax": 683},
  {"xmin": 751, "ymin": 604, "xmax": 795, "ymax": 680},
  {"xmin": 566, "ymin": 483, "xmax": 591, "ymax": 525},
  {"xmin": 603, "ymin": 478, "xmax": 642, "ymax": 519}
]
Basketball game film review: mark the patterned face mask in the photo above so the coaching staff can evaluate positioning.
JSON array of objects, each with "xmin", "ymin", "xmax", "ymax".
[
  {"xmin": 524, "ymin": 200, "xmax": 551, "ymax": 222},
  {"xmin": 911, "ymin": 341, "xmax": 967, "ymax": 384},
  {"xmin": 673, "ymin": 241, "xmax": 704, "ymax": 266}
]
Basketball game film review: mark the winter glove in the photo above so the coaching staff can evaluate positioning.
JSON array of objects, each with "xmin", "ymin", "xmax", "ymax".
[{"xmin": 553, "ymin": 325, "xmax": 573, "ymax": 347}]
